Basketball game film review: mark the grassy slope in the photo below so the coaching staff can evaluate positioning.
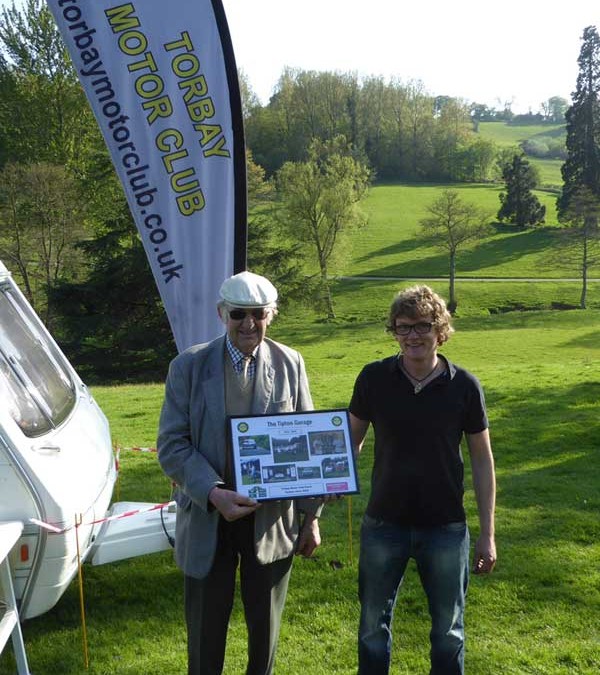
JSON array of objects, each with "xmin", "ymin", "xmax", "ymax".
[
  {"xmin": 340, "ymin": 122, "xmax": 590, "ymax": 284},
  {"xmin": 477, "ymin": 121, "xmax": 565, "ymax": 148},
  {"xmin": 478, "ymin": 120, "xmax": 565, "ymax": 187},
  {"xmin": 3, "ymin": 299, "xmax": 598, "ymax": 674},
  {"xmin": 3, "ymin": 123, "xmax": 600, "ymax": 674},
  {"xmin": 348, "ymin": 185, "xmax": 594, "ymax": 282}
]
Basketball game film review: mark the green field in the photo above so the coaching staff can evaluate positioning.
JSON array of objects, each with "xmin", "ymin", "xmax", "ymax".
[
  {"xmin": 339, "ymin": 124, "xmax": 590, "ymax": 284},
  {"xmin": 533, "ymin": 158, "xmax": 564, "ymax": 188},
  {"xmin": 478, "ymin": 121, "xmax": 565, "ymax": 188},
  {"xmin": 347, "ymin": 183, "xmax": 585, "ymax": 281},
  {"xmin": 2, "ymin": 288, "xmax": 599, "ymax": 674},
  {"xmin": 2, "ymin": 174, "xmax": 600, "ymax": 674},
  {"xmin": 478, "ymin": 121, "xmax": 566, "ymax": 148}
]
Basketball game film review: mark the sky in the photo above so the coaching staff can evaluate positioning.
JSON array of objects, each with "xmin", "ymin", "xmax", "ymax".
[
  {"xmin": 1, "ymin": 0, "xmax": 598, "ymax": 114},
  {"xmin": 220, "ymin": 0, "xmax": 598, "ymax": 113}
]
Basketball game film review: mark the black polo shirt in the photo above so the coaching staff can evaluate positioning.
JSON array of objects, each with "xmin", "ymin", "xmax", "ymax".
[{"xmin": 349, "ymin": 354, "xmax": 488, "ymax": 526}]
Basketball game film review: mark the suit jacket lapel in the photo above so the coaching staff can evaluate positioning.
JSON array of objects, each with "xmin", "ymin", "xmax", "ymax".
[
  {"xmin": 199, "ymin": 337, "xmax": 227, "ymax": 471},
  {"xmin": 253, "ymin": 342, "xmax": 274, "ymax": 414}
]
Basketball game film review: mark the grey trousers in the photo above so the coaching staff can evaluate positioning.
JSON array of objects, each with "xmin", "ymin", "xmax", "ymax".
[{"xmin": 184, "ymin": 515, "xmax": 293, "ymax": 675}]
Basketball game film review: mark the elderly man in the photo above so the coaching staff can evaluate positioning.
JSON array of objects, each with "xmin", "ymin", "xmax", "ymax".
[
  {"xmin": 158, "ymin": 271, "xmax": 322, "ymax": 675},
  {"xmin": 349, "ymin": 285, "xmax": 496, "ymax": 675}
]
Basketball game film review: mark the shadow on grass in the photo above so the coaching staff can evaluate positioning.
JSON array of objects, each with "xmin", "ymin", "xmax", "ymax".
[
  {"xmin": 11, "ymin": 553, "xmax": 184, "ymax": 674},
  {"xmin": 356, "ymin": 227, "xmax": 560, "ymax": 278},
  {"xmin": 7, "ymin": 374, "xmax": 598, "ymax": 674},
  {"xmin": 353, "ymin": 236, "xmax": 429, "ymax": 266},
  {"xmin": 485, "ymin": 379, "xmax": 599, "ymax": 535}
]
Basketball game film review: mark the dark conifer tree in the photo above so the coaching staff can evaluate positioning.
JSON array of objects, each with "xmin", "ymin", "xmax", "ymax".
[
  {"xmin": 497, "ymin": 153, "xmax": 546, "ymax": 227},
  {"xmin": 558, "ymin": 25, "xmax": 600, "ymax": 220}
]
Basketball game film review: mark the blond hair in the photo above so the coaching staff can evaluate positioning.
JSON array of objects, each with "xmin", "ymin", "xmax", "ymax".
[{"xmin": 386, "ymin": 285, "xmax": 454, "ymax": 345}]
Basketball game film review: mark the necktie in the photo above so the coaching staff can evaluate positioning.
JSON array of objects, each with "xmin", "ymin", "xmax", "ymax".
[{"xmin": 241, "ymin": 355, "xmax": 252, "ymax": 386}]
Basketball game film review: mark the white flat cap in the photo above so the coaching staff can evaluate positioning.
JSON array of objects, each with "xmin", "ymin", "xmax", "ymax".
[{"xmin": 219, "ymin": 271, "xmax": 278, "ymax": 307}]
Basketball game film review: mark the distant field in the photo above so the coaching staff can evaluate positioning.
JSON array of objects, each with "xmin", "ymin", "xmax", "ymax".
[
  {"xmin": 534, "ymin": 158, "xmax": 563, "ymax": 187},
  {"xmin": 290, "ymin": 122, "xmax": 567, "ymax": 283},
  {"xmin": 478, "ymin": 121, "xmax": 566, "ymax": 188},
  {"xmin": 478, "ymin": 121, "xmax": 566, "ymax": 147},
  {"xmin": 347, "ymin": 183, "xmax": 566, "ymax": 279}
]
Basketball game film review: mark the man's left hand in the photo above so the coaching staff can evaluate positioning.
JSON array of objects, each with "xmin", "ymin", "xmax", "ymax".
[{"xmin": 295, "ymin": 516, "xmax": 321, "ymax": 557}]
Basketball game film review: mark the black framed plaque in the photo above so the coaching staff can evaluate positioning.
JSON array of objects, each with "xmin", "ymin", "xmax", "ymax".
[{"xmin": 228, "ymin": 409, "xmax": 359, "ymax": 501}]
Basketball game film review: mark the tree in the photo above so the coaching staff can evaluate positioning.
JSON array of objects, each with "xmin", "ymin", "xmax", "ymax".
[
  {"xmin": 558, "ymin": 26, "xmax": 600, "ymax": 221},
  {"xmin": 432, "ymin": 97, "xmax": 473, "ymax": 180},
  {"xmin": 497, "ymin": 153, "xmax": 546, "ymax": 227},
  {"xmin": 541, "ymin": 96, "xmax": 569, "ymax": 123},
  {"xmin": 245, "ymin": 151, "xmax": 311, "ymax": 306},
  {"xmin": 0, "ymin": 0, "xmax": 102, "ymax": 330},
  {"xmin": 557, "ymin": 187, "xmax": 600, "ymax": 308},
  {"xmin": 419, "ymin": 190, "xmax": 489, "ymax": 312},
  {"xmin": 238, "ymin": 69, "xmax": 261, "ymax": 121},
  {"xmin": 269, "ymin": 68, "xmax": 357, "ymax": 164},
  {"xmin": 276, "ymin": 136, "xmax": 370, "ymax": 318},
  {"xmin": 0, "ymin": 161, "xmax": 87, "ymax": 326},
  {"xmin": 405, "ymin": 80, "xmax": 435, "ymax": 177},
  {"xmin": 0, "ymin": 0, "xmax": 94, "ymax": 165},
  {"xmin": 49, "ymin": 204, "xmax": 175, "ymax": 382}
]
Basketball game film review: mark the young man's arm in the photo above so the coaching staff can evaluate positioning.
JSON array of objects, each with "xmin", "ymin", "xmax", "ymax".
[
  {"xmin": 349, "ymin": 413, "xmax": 370, "ymax": 455},
  {"xmin": 466, "ymin": 428, "xmax": 497, "ymax": 574}
]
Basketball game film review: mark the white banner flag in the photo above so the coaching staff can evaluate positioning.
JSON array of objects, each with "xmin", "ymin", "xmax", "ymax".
[{"xmin": 46, "ymin": 0, "xmax": 247, "ymax": 352}]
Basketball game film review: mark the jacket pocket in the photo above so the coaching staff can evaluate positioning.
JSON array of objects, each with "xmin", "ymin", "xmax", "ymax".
[
  {"xmin": 271, "ymin": 397, "xmax": 293, "ymax": 413},
  {"xmin": 173, "ymin": 488, "xmax": 192, "ymax": 511}
]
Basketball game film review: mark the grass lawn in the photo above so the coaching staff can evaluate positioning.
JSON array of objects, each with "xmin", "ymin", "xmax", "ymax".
[
  {"xmin": 533, "ymin": 158, "xmax": 564, "ymax": 188},
  {"xmin": 2, "ymin": 281, "xmax": 599, "ymax": 675},
  {"xmin": 477, "ymin": 121, "xmax": 565, "ymax": 189},
  {"xmin": 2, "ymin": 154, "xmax": 599, "ymax": 673},
  {"xmin": 350, "ymin": 183, "xmax": 571, "ymax": 280},
  {"xmin": 477, "ymin": 121, "xmax": 566, "ymax": 149}
]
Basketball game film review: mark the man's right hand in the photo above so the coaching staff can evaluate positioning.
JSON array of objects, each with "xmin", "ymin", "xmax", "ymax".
[{"xmin": 208, "ymin": 486, "xmax": 260, "ymax": 521}]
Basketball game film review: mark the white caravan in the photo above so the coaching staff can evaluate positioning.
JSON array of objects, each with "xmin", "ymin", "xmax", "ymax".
[{"xmin": 0, "ymin": 261, "xmax": 175, "ymax": 620}]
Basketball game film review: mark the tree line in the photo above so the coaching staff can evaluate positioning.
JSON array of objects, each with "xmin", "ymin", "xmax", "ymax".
[
  {"xmin": 0, "ymin": 1, "xmax": 598, "ymax": 380},
  {"xmin": 242, "ymin": 71, "xmax": 567, "ymax": 182}
]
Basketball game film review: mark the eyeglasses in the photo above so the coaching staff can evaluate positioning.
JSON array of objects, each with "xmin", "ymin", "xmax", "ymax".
[
  {"xmin": 228, "ymin": 308, "xmax": 270, "ymax": 321},
  {"xmin": 392, "ymin": 322, "xmax": 433, "ymax": 336}
]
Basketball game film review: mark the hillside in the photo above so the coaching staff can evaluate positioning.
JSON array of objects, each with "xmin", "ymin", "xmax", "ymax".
[
  {"xmin": 477, "ymin": 121, "xmax": 566, "ymax": 148},
  {"xmin": 478, "ymin": 121, "xmax": 566, "ymax": 187}
]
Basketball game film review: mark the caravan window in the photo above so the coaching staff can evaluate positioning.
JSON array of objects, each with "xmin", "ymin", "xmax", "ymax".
[{"xmin": 0, "ymin": 284, "xmax": 75, "ymax": 437}]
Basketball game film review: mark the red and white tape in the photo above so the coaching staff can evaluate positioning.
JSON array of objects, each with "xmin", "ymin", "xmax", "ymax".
[
  {"xmin": 29, "ymin": 500, "xmax": 175, "ymax": 534},
  {"xmin": 116, "ymin": 446, "xmax": 158, "ymax": 453}
]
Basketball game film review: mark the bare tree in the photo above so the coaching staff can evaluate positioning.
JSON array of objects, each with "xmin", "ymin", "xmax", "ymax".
[
  {"xmin": 557, "ymin": 187, "xmax": 600, "ymax": 309},
  {"xmin": 419, "ymin": 190, "xmax": 490, "ymax": 312}
]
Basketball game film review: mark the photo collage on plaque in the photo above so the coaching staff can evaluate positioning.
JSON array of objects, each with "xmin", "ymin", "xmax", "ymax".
[{"xmin": 231, "ymin": 411, "xmax": 359, "ymax": 501}]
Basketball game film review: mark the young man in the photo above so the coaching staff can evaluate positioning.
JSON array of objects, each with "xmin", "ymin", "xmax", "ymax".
[
  {"xmin": 158, "ymin": 271, "xmax": 322, "ymax": 675},
  {"xmin": 349, "ymin": 285, "xmax": 496, "ymax": 675}
]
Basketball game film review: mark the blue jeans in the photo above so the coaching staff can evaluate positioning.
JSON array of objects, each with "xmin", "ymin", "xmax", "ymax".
[{"xmin": 358, "ymin": 515, "xmax": 470, "ymax": 675}]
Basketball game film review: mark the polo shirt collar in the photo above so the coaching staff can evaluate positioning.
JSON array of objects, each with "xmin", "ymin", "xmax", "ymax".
[{"xmin": 391, "ymin": 352, "xmax": 457, "ymax": 380}]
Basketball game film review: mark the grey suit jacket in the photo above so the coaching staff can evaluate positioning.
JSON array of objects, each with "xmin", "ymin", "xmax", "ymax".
[{"xmin": 157, "ymin": 335, "xmax": 321, "ymax": 579}]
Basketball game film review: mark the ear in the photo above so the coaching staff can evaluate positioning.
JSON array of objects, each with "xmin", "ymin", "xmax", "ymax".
[{"xmin": 217, "ymin": 306, "xmax": 227, "ymax": 325}]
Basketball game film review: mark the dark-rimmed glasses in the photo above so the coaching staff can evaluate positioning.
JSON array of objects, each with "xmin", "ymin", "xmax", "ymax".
[
  {"xmin": 228, "ymin": 308, "xmax": 270, "ymax": 321},
  {"xmin": 391, "ymin": 322, "xmax": 433, "ymax": 336}
]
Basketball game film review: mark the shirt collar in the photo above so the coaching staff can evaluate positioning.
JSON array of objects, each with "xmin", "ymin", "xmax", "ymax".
[
  {"xmin": 225, "ymin": 335, "xmax": 259, "ymax": 366},
  {"xmin": 391, "ymin": 352, "xmax": 456, "ymax": 380}
]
